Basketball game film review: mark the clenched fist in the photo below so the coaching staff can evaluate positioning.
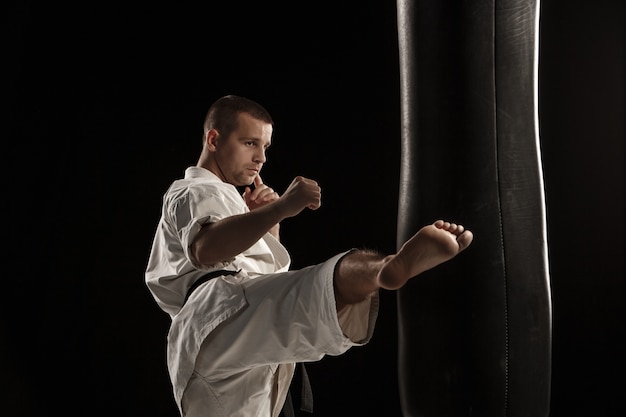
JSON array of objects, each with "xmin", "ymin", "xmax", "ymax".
[{"xmin": 277, "ymin": 176, "xmax": 321, "ymax": 217}]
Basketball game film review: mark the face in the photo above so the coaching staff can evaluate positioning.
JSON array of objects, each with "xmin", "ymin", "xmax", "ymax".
[{"xmin": 210, "ymin": 112, "xmax": 272, "ymax": 186}]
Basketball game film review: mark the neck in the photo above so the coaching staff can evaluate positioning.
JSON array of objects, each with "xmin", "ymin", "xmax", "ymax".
[{"xmin": 198, "ymin": 155, "xmax": 229, "ymax": 184}]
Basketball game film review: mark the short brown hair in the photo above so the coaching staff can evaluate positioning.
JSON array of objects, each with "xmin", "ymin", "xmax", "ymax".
[{"xmin": 203, "ymin": 95, "xmax": 274, "ymax": 139}]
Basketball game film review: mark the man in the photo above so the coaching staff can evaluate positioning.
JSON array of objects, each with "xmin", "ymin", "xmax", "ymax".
[{"xmin": 145, "ymin": 94, "xmax": 473, "ymax": 417}]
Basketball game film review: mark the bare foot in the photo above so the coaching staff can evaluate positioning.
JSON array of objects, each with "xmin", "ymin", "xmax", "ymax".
[{"xmin": 377, "ymin": 220, "xmax": 473, "ymax": 290}]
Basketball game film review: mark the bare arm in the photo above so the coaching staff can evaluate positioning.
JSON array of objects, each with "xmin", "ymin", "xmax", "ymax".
[{"xmin": 191, "ymin": 175, "xmax": 321, "ymax": 267}]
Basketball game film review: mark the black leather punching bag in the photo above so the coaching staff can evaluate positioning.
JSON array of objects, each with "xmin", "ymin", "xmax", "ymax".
[{"xmin": 395, "ymin": 1, "xmax": 552, "ymax": 416}]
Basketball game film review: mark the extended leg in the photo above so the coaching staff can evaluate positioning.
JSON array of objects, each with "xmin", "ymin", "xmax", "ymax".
[{"xmin": 333, "ymin": 220, "xmax": 473, "ymax": 310}]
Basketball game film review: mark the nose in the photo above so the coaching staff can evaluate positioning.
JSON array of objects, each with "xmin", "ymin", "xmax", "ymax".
[{"xmin": 255, "ymin": 148, "xmax": 267, "ymax": 163}]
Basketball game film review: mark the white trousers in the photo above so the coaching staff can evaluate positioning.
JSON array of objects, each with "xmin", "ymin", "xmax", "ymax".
[{"xmin": 181, "ymin": 251, "xmax": 379, "ymax": 417}]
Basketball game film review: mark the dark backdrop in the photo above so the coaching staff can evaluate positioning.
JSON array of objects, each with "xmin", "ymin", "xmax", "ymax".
[{"xmin": 4, "ymin": 1, "xmax": 623, "ymax": 416}]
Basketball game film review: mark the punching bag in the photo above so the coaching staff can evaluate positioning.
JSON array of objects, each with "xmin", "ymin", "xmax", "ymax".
[{"xmin": 395, "ymin": 1, "xmax": 552, "ymax": 416}]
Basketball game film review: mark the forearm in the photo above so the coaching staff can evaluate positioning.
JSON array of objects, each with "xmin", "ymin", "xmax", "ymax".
[{"xmin": 191, "ymin": 202, "xmax": 283, "ymax": 266}]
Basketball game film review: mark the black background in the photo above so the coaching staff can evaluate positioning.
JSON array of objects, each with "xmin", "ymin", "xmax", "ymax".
[{"xmin": 3, "ymin": 1, "xmax": 624, "ymax": 416}]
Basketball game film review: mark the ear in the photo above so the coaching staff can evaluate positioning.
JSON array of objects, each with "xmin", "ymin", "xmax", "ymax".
[{"xmin": 205, "ymin": 129, "xmax": 220, "ymax": 151}]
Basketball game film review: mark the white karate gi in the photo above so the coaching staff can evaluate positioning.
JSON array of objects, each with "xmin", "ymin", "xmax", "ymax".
[{"xmin": 146, "ymin": 167, "xmax": 378, "ymax": 416}]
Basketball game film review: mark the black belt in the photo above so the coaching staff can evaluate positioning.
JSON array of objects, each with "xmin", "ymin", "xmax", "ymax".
[
  {"xmin": 184, "ymin": 269, "xmax": 240, "ymax": 304},
  {"xmin": 283, "ymin": 363, "xmax": 313, "ymax": 417}
]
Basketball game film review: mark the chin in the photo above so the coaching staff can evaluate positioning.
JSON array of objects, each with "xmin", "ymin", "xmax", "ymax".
[{"xmin": 236, "ymin": 176, "xmax": 254, "ymax": 187}]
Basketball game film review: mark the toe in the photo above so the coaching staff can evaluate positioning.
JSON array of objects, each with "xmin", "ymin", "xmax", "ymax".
[{"xmin": 457, "ymin": 230, "xmax": 474, "ymax": 250}]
